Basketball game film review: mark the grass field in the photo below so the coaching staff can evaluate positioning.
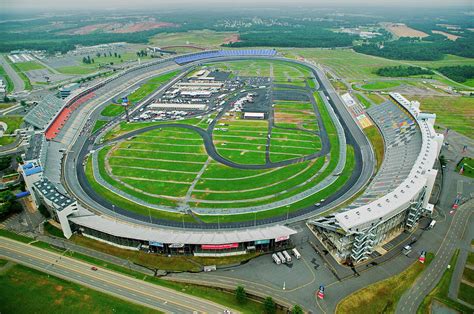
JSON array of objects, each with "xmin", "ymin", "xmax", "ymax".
[
  {"xmin": 0, "ymin": 263, "xmax": 157, "ymax": 314},
  {"xmin": 92, "ymin": 120, "xmax": 108, "ymax": 134},
  {"xmin": 416, "ymin": 96, "xmax": 474, "ymax": 139},
  {"xmin": 213, "ymin": 116, "xmax": 268, "ymax": 165},
  {"xmin": 280, "ymin": 48, "xmax": 474, "ymax": 86},
  {"xmin": 126, "ymin": 70, "xmax": 181, "ymax": 103},
  {"xmin": 206, "ymin": 59, "xmax": 312, "ymax": 86},
  {"xmin": 361, "ymin": 81, "xmax": 401, "ymax": 90},
  {"xmin": 456, "ymin": 157, "xmax": 474, "ymax": 178},
  {"xmin": 355, "ymin": 93, "xmax": 372, "ymax": 108},
  {"xmin": 364, "ymin": 125, "xmax": 385, "ymax": 171},
  {"xmin": 0, "ymin": 115, "xmax": 23, "ymax": 145},
  {"xmin": 100, "ymin": 103, "xmax": 125, "ymax": 117},
  {"xmin": 14, "ymin": 61, "xmax": 45, "ymax": 72},
  {"xmin": 366, "ymin": 93, "xmax": 386, "ymax": 104},
  {"xmin": 273, "ymin": 101, "xmax": 319, "ymax": 131},
  {"xmin": 337, "ymin": 253, "xmax": 434, "ymax": 314}
]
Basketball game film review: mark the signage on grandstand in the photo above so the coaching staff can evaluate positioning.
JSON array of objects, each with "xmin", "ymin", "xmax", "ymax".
[
  {"xmin": 149, "ymin": 241, "xmax": 164, "ymax": 247},
  {"xmin": 255, "ymin": 239, "xmax": 270, "ymax": 245},
  {"xmin": 169, "ymin": 243, "xmax": 184, "ymax": 248},
  {"xmin": 275, "ymin": 235, "xmax": 290, "ymax": 242},
  {"xmin": 201, "ymin": 243, "xmax": 239, "ymax": 250}
]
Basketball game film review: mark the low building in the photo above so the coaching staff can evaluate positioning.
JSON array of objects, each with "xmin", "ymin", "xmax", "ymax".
[
  {"xmin": 149, "ymin": 103, "xmax": 207, "ymax": 111},
  {"xmin": 244, "ymin": 112, "xmax": 265, "ymax": 120}
]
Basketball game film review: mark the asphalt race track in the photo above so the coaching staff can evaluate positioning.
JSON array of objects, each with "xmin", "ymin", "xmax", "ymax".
[{"xmin": 63, "ymin": 55, "xmax": 375, "ymax": 229}]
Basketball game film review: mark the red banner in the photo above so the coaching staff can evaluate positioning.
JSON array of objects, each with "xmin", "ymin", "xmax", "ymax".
[{"xmin": 201, "ymin": 243, "xmax": 239, "ymax": 250}]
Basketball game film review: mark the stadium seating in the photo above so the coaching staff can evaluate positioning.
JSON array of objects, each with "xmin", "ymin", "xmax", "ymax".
[
  {"xmin": 24, "ymin": 95, "xmax": 65, "ymax": 130},
  {"xmin": 174, "ymin": 49, "xmax": 277, "ymax": 65},
  {"xmin": 344, "ymin": 101, "xmax": 421, "ymax": 209}
]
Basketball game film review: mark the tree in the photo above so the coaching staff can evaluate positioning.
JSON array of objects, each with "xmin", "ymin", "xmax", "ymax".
[
  {"xmin": 263, "ymin": 297, "xmax": 276, "ymax": 314},
  {"xmin": 96, "ymin": 52, "xmax": 101, "ymax": 58},
  {"xmin": 292, "ymin": 304, "xmax": 303, "ymax": 314},
  {"xmin": 439, "ymin": 155, "xmax": 447, "ymax": 167},
  {"xmin": 20, "ymin": 100, "xmax": 27, "ymax": 107},
  {"xmin": 114, "ymin": 52, "xmax": 117, "ymax": 57},
  {"xmin": 235, "ymin": 286, "xmax": 247, "ymax": 304}
]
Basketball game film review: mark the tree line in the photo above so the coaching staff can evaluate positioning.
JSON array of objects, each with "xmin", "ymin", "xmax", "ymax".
[
  {"xmin": 437, "ymin": 65, "xmax": 474, "ymax": 83},
  {"xmin": 376, "ymin": 66, "xmax": 433, "ymax": 77}
]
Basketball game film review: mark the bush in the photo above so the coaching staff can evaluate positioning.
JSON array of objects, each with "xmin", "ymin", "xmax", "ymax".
[
  {"xmin": 235, "ymin": 286, "xmax": 247, "ymax": 304},
  {"xmin": 263, "ymin": 297, "xmax": 276, "ymax": 314},
  {"xmin": 292, "ymin": 305, "xmax": 303, "ymax": 314}
]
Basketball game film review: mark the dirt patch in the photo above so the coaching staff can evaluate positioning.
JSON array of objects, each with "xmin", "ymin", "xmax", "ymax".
[
  {"xmin": 112, "ymin": 22, "xmax": 177, "ymax": 33},
  {"xmin": 223, "ymin": 34, "xmax": 241, "ymax": 44},
  {"xmin": 383, "ymin": 23, "xmax": 428, "ymax": 38},
  {"xmin": 55, "ymin": 285, "xmax": 64, "ymax": 292},
  {"xmin": 432, "ymin": 30, "xmax": 460, "ymax": 41}
]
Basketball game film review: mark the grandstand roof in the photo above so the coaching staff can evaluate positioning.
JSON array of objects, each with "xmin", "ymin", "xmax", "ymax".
[
  {"xmin": 33, "ymin": 178, "xmax": 74, "ymax": 211},
  {"xmin": 69, "ymin": 213, "xmax": 296, "ymax": 245},
  {"xmin": 174, "ymin": 49, "xmax": 277, "ymax": 65},
  {"xmin": 24, "ymin": 95, "xmax": 64, "ymax": 130}
]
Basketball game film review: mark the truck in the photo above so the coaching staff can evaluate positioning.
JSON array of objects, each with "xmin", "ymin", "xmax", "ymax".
[
  {"xmin": 282, "ymin": 250, "xmax": 292, "ymax": 263},
  {"xmin": 272, "ymin": 253, "xmax": 281, "ymax": 265},
  {"xmin": 292, "ymin": 248, "xmax": 301, "ymax": 259},
  {"xmin": 428, "ymin": 219, "xmax": 437, "ymax": 229},
  {"xmin": 277, "ymin": 252, "xmax": 286, "ymax": 264}
]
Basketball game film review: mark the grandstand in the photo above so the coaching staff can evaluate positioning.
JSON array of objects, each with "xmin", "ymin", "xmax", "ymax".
[
  {"xmin": 24, "ymin": 95, "xmax": 65, "ymax": 130},
  {"xmin": 174, "ymin": 49, "xmax": 277, "ymax": 65},
  {"xmin": 308, "ymin": 94, "xmax": 443, "ymax": 263}
]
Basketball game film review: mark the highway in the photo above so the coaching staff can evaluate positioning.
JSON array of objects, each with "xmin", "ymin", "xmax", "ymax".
[{"xmin": 0, "ymin": 237, "xmax": 233, "ymax": 314}]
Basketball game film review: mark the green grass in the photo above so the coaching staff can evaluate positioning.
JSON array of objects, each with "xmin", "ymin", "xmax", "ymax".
[
  {"xmin": 467, "ymin": 252, "xmax": 474, "ymax": 266},
  {"xmin": 364, "ymin": 125, "xmax": 384, "ymax": 171},
  {"xmin": 14, "ymin": 61, "xmax": 45, "ymax": 72},
  {"xmin": 205, "ymin": 59, "xmax": 312, "ymax": 86},
  {"xmin": 361, "ymin": 81, "xmax": 401, "ymax": 90},
  {"xmin": 0, "ymin": 65, "xmax": 14, "ymax": 93},
  {"xmin": 43, "ymin": 221, "xmax": 65, "ymax": 238},
  {"xmin": 456, "ymin": 157, "xmax": 474, "ymax": 178},
  {"xmin": 56, "ymin": 65, "xmax": 98, "ymax": 75},
  {"xmin": 126, "ymin": 70, "xmax": 181, "ymax": 104},
  {"xmin": 417, "ymin": 96, "xmax": 474, "ymax": 139},
  {"xmin": 0, "ymin": 116, "xmax": 22, "ymax": 134},
  {"xmin": 366, "ymin": 93, "xmax": 386, "ymax": 105},
  {"xmin": 458, "ymin": 283, "xmax": 474, "ymax": 305},
  {"xmin": 0, "ymin": 259, "xmax": 8, "ymax": 267},
  {"xmin": 355, "ymin": 93, "xmax": 372, "ymax": 109},
  {"xmin": 0, "ymin": 263, "xmax": 158, "ymax": 314},
  {"xmin": 85, "ymin": 154, "xmax": 195, "ymax": 222},
  {"xmin": 0, "ymin": 229, "xmax": 33, "ymax": 243},
  {"xmin": 337, "ymin": 253, "xmax": 434, "ymax": 314},
  {"xmin": 101, "ymin": 103, "xmax": 125, "ymax": 117},
  {"xmin": 92, "ymin": 120, "xmax": 108, "ymax": 134},
  {"xmin": 462, "ymin": 267, "xmax": 474, "ymax": 283},
  {"xmin": 417, "ymin": 250, "xmax": 472, "ymax": 314}
]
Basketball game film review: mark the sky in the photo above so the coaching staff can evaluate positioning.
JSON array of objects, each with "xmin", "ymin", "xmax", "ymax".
[{"xmin": 2, "ymin": 0, "xmax": 473, "ymax": 11}]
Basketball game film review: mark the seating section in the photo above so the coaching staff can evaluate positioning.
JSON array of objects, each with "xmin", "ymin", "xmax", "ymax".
[
  {"xmin": 24, "ymin": 95, "xmax": 65, "ymax": 130},
  {"xmin": 44, "ymin": 92, "xmax": 95, "ymax": 141},
  {"xmin": 174, "ymin": 49, "xmax": 277, "ymax": 65},
  {"xmin": 346, "ymin": 101, "xmax": 421, "ymax": 208}
]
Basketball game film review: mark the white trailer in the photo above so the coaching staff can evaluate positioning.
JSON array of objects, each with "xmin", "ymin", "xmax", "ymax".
[
  {"xmin": 283, "ymin": 250, "xmax": 292, "ymax": 263},
  {"xmin": 277, "ymin": 252, "xmax": 286, "ymax": 264},
  {"xmin": 292, "ymin": 248, "xmax": 301, "ymax": 260},
  {"xmin": 272, "ymin": 253, "xmax": 281, "ymax": 265}
]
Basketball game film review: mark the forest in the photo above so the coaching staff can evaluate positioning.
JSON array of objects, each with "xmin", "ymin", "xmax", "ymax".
[
  {"xmin": 436, "ymin": 66, "xmax": 474, "ymax": 83},
  {"xmin": 376, "ymin": 66, "xmax": 433, "ymax": 77}
]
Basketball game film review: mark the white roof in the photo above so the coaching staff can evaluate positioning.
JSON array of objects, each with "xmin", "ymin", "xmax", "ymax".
[
  {"xmin": 244, "ymin": 112, "xmax": 265, "ymax": 117},
  {"xmin": 70, "ymin": 214, "xmax": 296, "ymax": 244}
]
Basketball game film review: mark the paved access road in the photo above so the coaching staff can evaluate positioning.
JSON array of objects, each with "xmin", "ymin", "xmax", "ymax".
[
  {"xmin": 0, "ymin": 55, "xmax": 25, "ymax": 93},
  {"xmin": 0, "ymin": 237, "xmax": 233, "ymax": 314},
  {"xmin": 395, "ymin": 199, "xmax": 474, "ymax": 313}
]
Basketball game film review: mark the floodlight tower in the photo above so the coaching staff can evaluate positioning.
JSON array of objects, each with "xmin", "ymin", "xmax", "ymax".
[{"xmin": 122, "ymin": 96, "xmax": 130, "ymax": 122}]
